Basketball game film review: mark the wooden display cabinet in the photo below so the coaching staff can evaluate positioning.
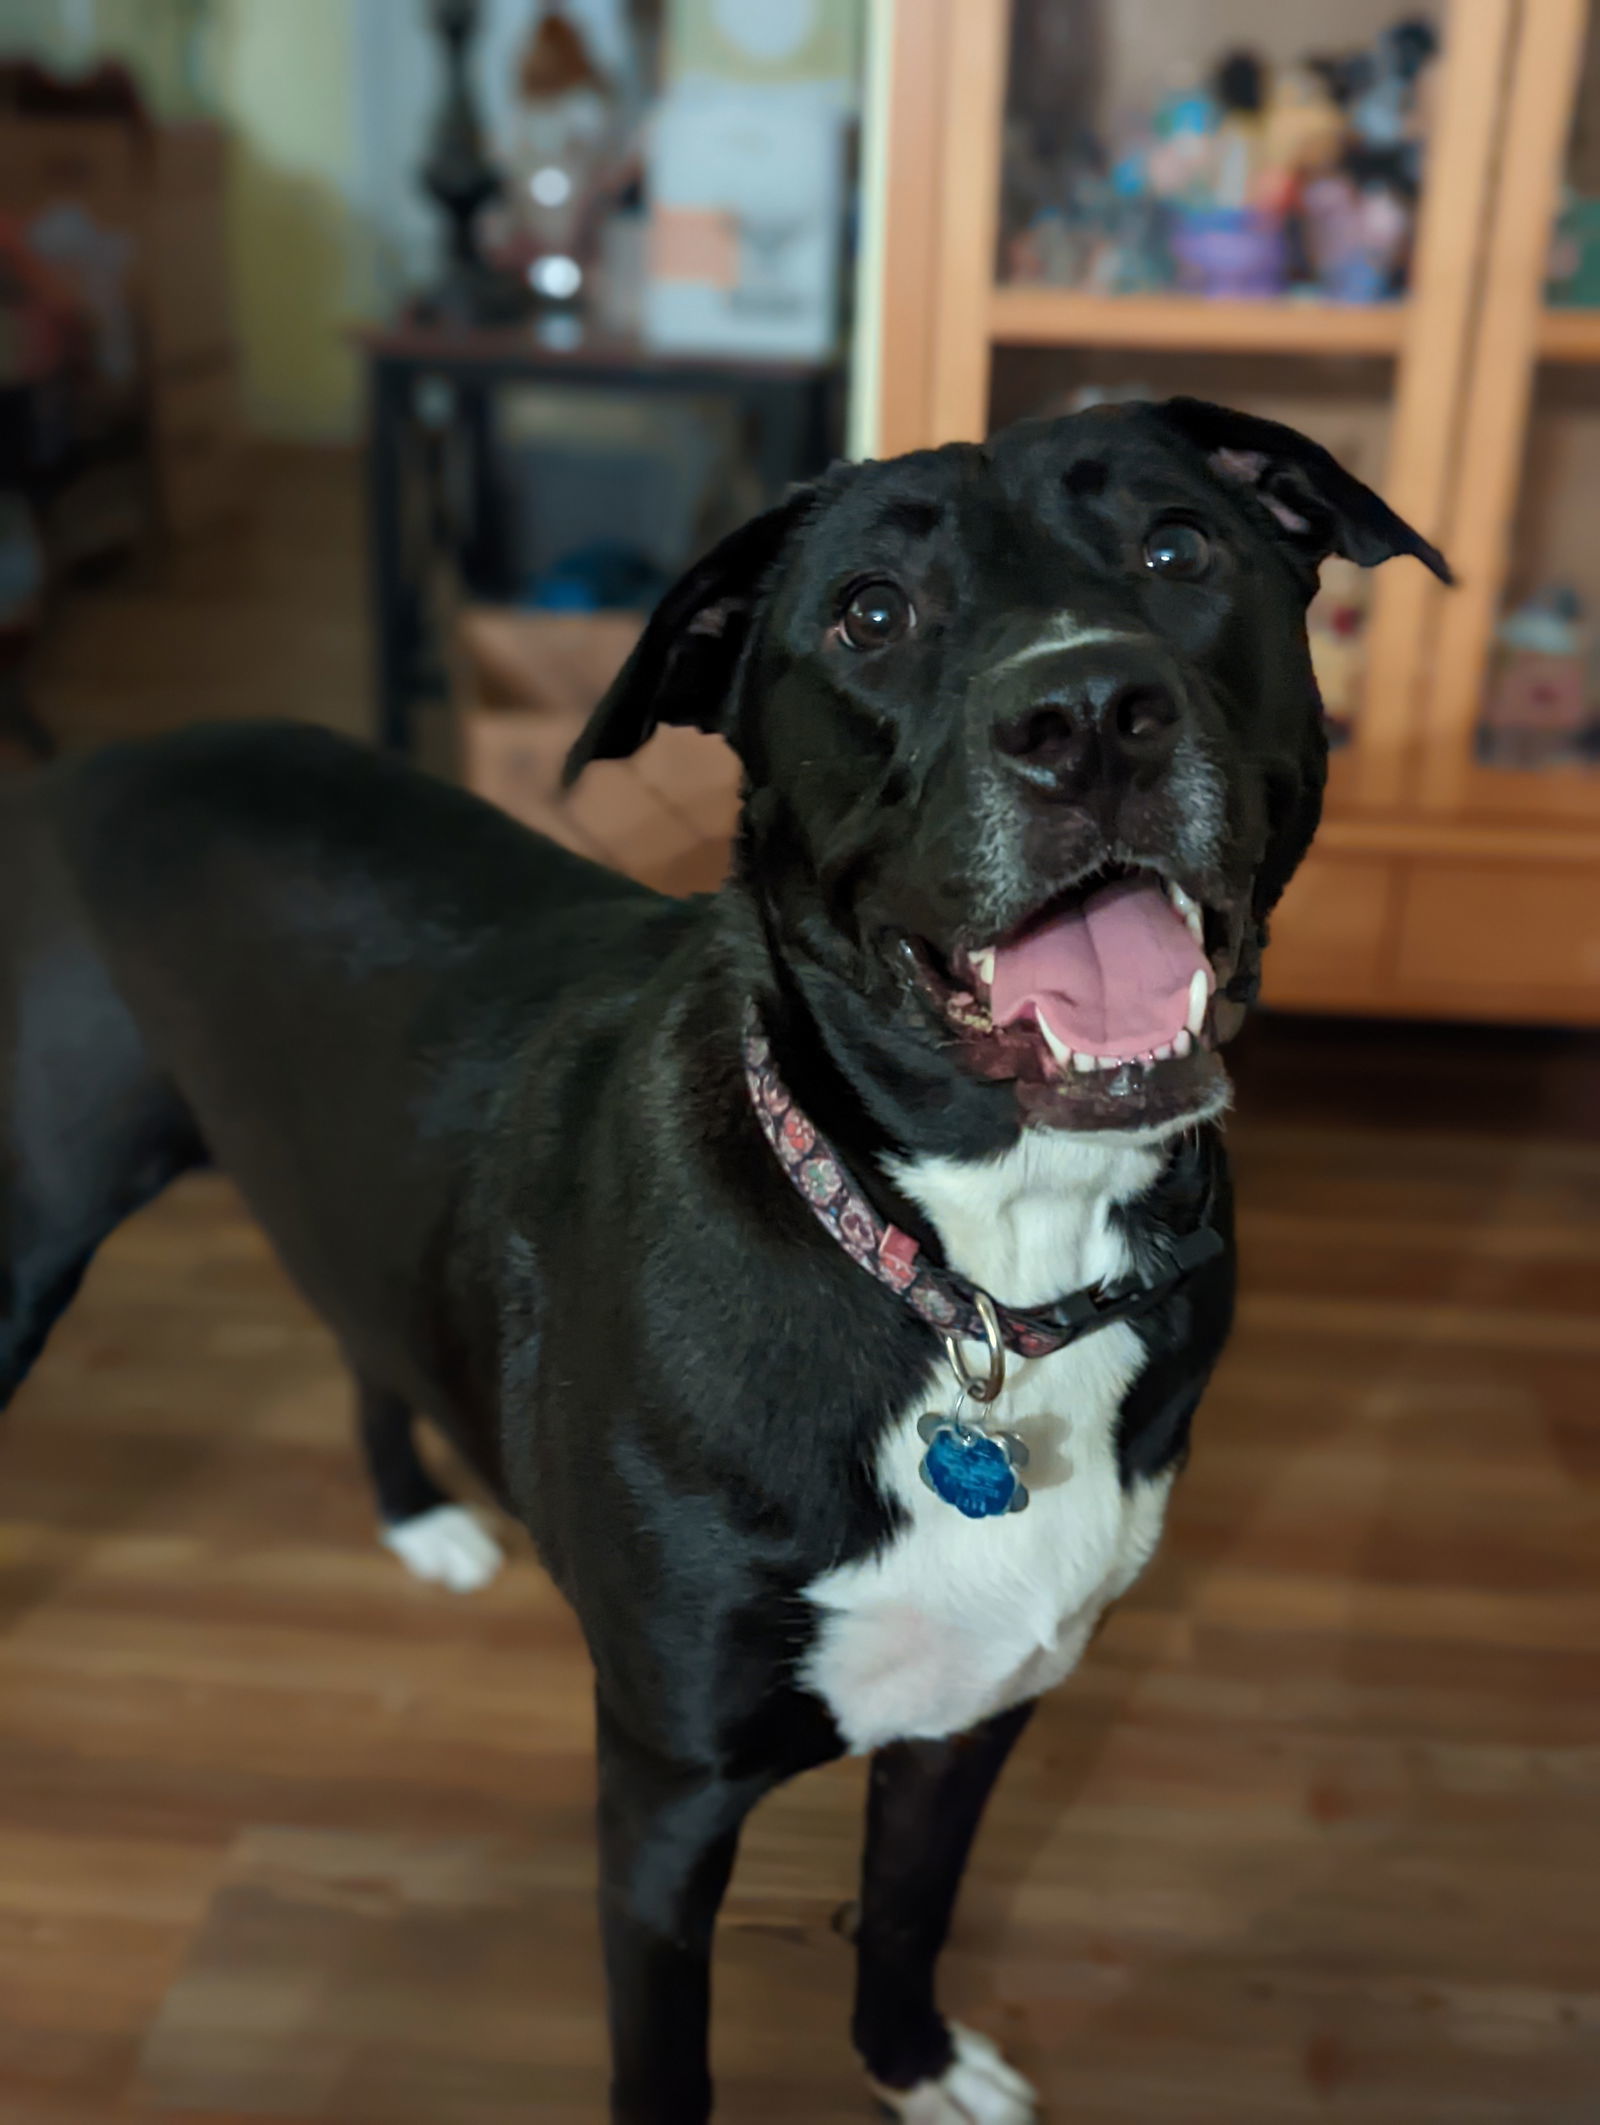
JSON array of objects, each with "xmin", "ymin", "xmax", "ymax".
[{"xmin": 871, "ymin": 0, "xmax": 1600, "ymax": 1024}]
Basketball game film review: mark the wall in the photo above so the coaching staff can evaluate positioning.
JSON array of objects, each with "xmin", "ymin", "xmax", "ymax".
[
  {"xmin": 1, "ymin": 0, "xmax": 199, "ymax": 108},
  {"xmin": 0, "ymin": 0, "xmax": 364, "ymax": 438},
  {"xmin": 848, "ymin": 0, "xmax": 893, "ymax": 460},
  {"xmin": 217, "ymin": 0, "xmax": 366, "ymax": 442},
  {"xmin": 225, "ymin": 0, "xmax": 632, "ymax": 440},
  {"xmin": 4, "ymin": 0, "xmax": 863, "ymax": 444}
]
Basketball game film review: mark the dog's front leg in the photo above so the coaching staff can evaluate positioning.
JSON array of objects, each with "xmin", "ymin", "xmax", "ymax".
[
  {"xmin": 595, "ymin": 1695, "xmax": 772, "ymax": 2124},
  {"xmin": 853, "ymin": 1700, "xmax": 1039, "ymax": 2122}
]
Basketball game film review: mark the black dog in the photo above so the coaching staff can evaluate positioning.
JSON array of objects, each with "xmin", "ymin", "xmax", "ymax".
[{"xmin": 0, "ymin": 400, "xmax": 1446, "ymax": 2122}]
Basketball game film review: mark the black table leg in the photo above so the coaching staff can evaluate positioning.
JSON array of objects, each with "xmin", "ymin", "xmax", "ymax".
[
  {"xmin": 364, "ymin": 346, "xmax": 843, "ymax": 751},
  {"xmin": 747, "ymin": 374, "xmax": 844, "ymax": 504},
  {"xmin": 366, "ymin": 357, "xmax": 416, "ymax": 754},
  {"xmin": 457, "ymin": 377, "xmax": 512, "ymax": 601},
  {"xmin": 0, "ymin": 658, "xmax": 52, "ymax": 762},
  {"xmin": 748, "ymin": 379, "xmax": 811, "ymax": 503},
  {"xmin": 807, "ymin": 370, "xmax": 843, "ymax": 474}
]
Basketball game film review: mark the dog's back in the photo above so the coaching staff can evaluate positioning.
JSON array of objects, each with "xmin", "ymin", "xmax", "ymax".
[
  {"xmin": 0, "ymin": 721, "xmax": 673, "ymax": 1440},
  {"xmin": 1, "ymin": 757, "xmax": 206, "ymax": 1394}
]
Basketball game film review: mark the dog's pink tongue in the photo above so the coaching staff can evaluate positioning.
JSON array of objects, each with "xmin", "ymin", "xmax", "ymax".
[{"xmin": 990, "ymin": 876, "xmax": 1209, "ymax": 1060}]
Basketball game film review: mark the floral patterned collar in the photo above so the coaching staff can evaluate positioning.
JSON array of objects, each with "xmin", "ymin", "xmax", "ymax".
[{"xmin": 742, "ymin": 1010, "xmax": 1224, "ymax": 1361}]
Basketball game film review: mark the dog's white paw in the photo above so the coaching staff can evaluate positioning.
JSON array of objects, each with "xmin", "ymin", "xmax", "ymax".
[
  {"xmin": 381, "ymin": 1505, "xmax": 504, "ymax": 1592},
  {"xmin": 869, "ymin": 2023, "xmax": 1038, "ymax": 2124}
]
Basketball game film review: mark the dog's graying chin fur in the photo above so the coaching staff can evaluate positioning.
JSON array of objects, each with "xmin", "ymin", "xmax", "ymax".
[
  {"xmin": 567, "ymin": 395, "xmax": 1448, "ymax": 1153},
  {"xmin": 2, "ymin": 397, "xmax": 1448, "ymax": 2124}
]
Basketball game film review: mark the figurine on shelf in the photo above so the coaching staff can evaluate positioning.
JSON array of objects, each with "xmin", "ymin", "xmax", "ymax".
[
  {"xmin": 1300, "ymin": 166, "xmax": 1412, "ymax": 301},
  {"xmin": 1083, "ymin": 174, "xmax": 1173, "ymax": 295},
  {"xmin": 1300, "ymin": 17, "xmax": 1436, "ymax": 300},
  {"xmin": 1142, "ymin": 78, "xmax": 1221, "ymax": 203},
  {"xmin": 1210, "ymin": 50, "xmax": 1267, "ymax": 211},
  {"xmin": 1258, "ymin": 64, "xmax": 1346, "ymax": 211},
  {"xmin": 1342, "ymin": 16, "xmax": 1439, "ymax": 192},
  {"xmin": 1008, "ymin": 139, "xmax": 1171, "ymax": 295},
  {"xmin": 999, "ymin": 12, "xmax": 1433, "ymax": 304},
  {"xmin": 1479, "ymin": 586, "xmax": 1595, "ymax": 770},
  {"xmin": 1159, "ymin": 51, "xmax": 1295, "ymax": 297},
  {"xmin": 1168, "ymin": 203, "xmax": 1289, "ymax": 296},
  {"xmin": 1310, "ymin": 18, "xmax": 1438, "ymax": 198}
]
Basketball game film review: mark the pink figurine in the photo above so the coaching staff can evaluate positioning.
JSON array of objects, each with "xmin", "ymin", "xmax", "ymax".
[{"xmin": 1480, "ymin": 590, "xmax": 1591, "ymax": 768}]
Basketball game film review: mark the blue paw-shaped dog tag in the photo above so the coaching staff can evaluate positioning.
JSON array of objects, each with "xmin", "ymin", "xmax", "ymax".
[{"xmin": 918, "ymin": 1416, "xmax": 1029, "ymax": 1519}]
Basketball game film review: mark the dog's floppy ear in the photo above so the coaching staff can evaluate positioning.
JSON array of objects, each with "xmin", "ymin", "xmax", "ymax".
[
  {"xmin": 562, "ymin": 491, "xmax": 814, "ymax": 785},
  {"xmin": 1152, "ymin": 396, "xmax": 1453, "ymax": 584}
]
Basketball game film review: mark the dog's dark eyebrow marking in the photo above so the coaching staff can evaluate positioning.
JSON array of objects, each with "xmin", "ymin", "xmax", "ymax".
[
  {"xmin": 869, "ymin": 498, "xmax": 945, "ymax": 537},
  {"xmin": 1063, "ymin": 458, "xmax": 1108, "ymax": 496}
]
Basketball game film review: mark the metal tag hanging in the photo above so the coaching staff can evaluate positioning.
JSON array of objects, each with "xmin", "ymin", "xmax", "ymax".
[{"xmin": 917, "ymin": 1292, "xmax": 1030, "ymax": 1519}]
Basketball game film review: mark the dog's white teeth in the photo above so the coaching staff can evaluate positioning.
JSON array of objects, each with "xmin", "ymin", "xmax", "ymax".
[
  {"xmin": 970, "ymin": 948, "xmax": 996, "ymax": 987},
  {"xmin": 1059, "ymin": 1047, "xmax": 1149, "ymax": 1076},
  {"xmin": 1185, "ymin": 967, "xmax": 1210, "ymax": 1037},
  {"xmin": 1037, "ymin": 1015, "xmax": 1072, "ymax": 1067},
  {"xmin": 1167, "ymin": 879, "xmax": 1205, "ymax": 945},
  {"xmin": 1153, "ymin": 1041, "xmax": 1174, "ymax": 1061},
  {"xmin": 1053, "ymin": 1036, "xmax": 1158, "ymax": 1076},
  {"xmin": 1172, "ymin": 1027, "xmax": 1194, "ymax": 1059}
]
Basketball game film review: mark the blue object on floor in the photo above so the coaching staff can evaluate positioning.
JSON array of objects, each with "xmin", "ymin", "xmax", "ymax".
[{"xmin": 522, "ymin": 540, "xmax": 667, "ymax": 612}]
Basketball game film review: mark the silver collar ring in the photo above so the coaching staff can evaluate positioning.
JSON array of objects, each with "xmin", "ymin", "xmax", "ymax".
[{"xmin": 942, "ymin": 1289, "xmax": 1006, "ymax": 1405}]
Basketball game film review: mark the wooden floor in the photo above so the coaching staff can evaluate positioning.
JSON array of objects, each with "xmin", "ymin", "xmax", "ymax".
[{"xmin": 4, "ymin": 456, "xmax": 1600, "ymax": 2121}]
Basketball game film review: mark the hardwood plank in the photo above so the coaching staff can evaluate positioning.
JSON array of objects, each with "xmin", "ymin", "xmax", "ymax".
[{"xmin": 4, "ymin": 1034, "xmax": 1598, "ymax": 2122}]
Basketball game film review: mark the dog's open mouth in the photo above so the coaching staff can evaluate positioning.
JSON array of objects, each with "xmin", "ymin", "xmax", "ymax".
[{"xmin": 904, "ymin": 864, "xmax": 1239, "ymax": 1129}]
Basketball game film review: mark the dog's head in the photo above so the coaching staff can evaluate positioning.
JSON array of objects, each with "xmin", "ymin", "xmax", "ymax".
[{"xmin": 566, "ymin": 399, "xmax": 1449, "ymax": 1138}]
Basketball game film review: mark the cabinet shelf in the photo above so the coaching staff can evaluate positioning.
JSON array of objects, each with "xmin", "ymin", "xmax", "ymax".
[
  {"xmin": 989, "ymin": 285, "xmax": 1408, "ymax": 356},
  {"xmin": 1539, "ymin": 306, "xmax": 1600, "ymax": 360}
]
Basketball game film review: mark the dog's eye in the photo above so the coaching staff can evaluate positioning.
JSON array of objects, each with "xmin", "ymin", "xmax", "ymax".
[
  {"xmin": 1143, "ymin": 521, "xmax": 1212, "ymax": 580},
  {"xmin": 839, "ymin": 579, "xmax": 914, "ymax": 651}
]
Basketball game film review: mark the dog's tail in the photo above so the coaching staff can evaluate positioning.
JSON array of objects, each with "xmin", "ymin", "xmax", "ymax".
[{"xmin": 0, "ymin": 765, "xmax": 206, "ymax": 1409}]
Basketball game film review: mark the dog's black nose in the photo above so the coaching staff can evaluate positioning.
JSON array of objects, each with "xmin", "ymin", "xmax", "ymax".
[{"xmin": 992, "ymin": 662, "xmax": 1182, "ymax": 796}]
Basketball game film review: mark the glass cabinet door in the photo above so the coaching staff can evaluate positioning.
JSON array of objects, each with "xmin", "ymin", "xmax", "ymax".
[
  {"xmin": 1421, "ymin": 0, "xmax": 1600, "ymax": 830},
  {"xmin": 898, "ymin": 0, "xmax": 1510, "ymax": 820}
]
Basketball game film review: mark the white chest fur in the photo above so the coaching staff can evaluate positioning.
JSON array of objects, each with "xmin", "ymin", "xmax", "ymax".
[{"xmin": 803, "ymin": 1133, "xmax": 1175, "ymax": 1754}]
